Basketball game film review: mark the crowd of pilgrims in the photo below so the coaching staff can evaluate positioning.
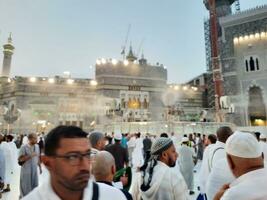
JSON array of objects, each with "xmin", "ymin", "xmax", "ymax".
[{"xmin": 0, "ymin": 126, "xmax": 267, "ymax": 200}]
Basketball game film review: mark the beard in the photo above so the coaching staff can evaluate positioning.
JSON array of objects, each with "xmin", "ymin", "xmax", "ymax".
[
  {"xmin": 168, "ymin": 157, "xmax": 176, "ymax": 168},
  {"xmin": 57, "ymin": 170, "xmax": 90, "ymax": 191}
]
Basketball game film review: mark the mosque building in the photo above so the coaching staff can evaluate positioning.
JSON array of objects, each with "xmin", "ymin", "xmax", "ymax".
[
  {"xmin": 204, "ymin": 1, "xmax": 267, "ymax": 126},
  {"xmin": 0, "ymin": 36, "xmax": 170, "ymax": 133}
]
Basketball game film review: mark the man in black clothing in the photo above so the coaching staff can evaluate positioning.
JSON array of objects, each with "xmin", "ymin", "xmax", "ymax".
[
  {"xmin": 92, "ymin": 151, "xmax": 133, "ymax": 200},
  {"xmin": 105, "ymin": 132, "xmax": 129, "ymax": 171},
  {"xmin": 143, "ymin": 134, "xmax": 152, "ymax": 161}
]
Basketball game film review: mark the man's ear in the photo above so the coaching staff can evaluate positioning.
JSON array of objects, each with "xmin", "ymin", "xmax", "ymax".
[
  {"xmin": 111, "ymin": 165, "xmax": 116, "ymax": 175},
  {"xmin": 227, "ymin": 154, "xmax": 235, "ymax": 171},
  {"xmin": 42, "ymin": 156, "xmax": 52, "ymax": 171}
]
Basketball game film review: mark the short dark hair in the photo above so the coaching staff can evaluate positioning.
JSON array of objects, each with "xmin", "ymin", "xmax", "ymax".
[
  {"xmin": 160, "ymin": 133, "xmax": 168, "ymax": 138},
  {"xmin": 216, "ymin": 126, "xmax": 233, "ymax": 143},
  {"xmin": 44, "ymin": 126, "xmax": 88, "ymax": 156},
  {"xmin": 254, "ymin": 132, "xmax": 261, "ymax": 141},
  {"xmin": 208, "ymin": 134, "xmax": 217, "ymax": 144}
]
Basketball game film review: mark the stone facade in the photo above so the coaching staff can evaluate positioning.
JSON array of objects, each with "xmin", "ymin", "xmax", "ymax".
[{"xmin": 219, "ymin": 5, "xmax": 267, "ymax": 126}]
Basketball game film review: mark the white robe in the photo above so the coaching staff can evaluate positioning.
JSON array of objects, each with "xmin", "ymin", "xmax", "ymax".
[
  {"xmin": 0, "ymin": 145, "xmax": 5, "ymax": 183},
  {"xmin": 140, "ymin": 161, "xmax": 189, "ymax": 200},
  {"xmin": 22, "ymin": 179, "xmax": 127, "ymax": 200},
  {"xmin": 221, "ymin": 168, "xmax": 267, "ymax": 200},
  {"xmin": 207, "ymin": 141, "xmax": 226, "ymax": 171},
  {"xmin": 178, "ymin": 145, "xmax": 194, "ymax": 190},
  {"xmin": 206, "ymin": 158, "xmax": 235, "ymax": 200},
  {"xmin": 0, "ymin": 141, "xmax": 14, "ymax": 184},
  {"xmin": 198, "ymin": 144, "xmax": 214, "ymax": 194}
]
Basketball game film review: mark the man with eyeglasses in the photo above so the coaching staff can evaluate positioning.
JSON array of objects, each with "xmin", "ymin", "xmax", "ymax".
[{"xmin": 22, "ymin": 126, "xmax": 128, "ymax": 200}]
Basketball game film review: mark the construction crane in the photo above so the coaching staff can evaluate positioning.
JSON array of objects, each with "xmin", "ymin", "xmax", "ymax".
[
  {"xmin": 207, "ymin": 0, "xmax": 224, "ymax": 122},
  {"xmin": 121, "ymin": 24, "xmax": 131, "ymax": 59}
]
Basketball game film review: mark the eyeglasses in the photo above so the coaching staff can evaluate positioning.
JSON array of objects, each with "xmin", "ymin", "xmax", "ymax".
[{"xmin": 53, "ymin": 151, "xmax": 92, "ymax": 166}]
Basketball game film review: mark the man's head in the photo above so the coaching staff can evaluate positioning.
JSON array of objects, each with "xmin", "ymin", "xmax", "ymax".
[
  {"xmin": 207, "ymin": 134, "xmax": 217, "ymax": 144},
  {"xmin": 28, "ymin": 133, "xmax": 38, "ymax": 145},
  {"xmin": 89, "ymin": 131, "xmax": 105, "ymax": 151},
  {"xmin": 42, "ymin": 126, "xmax": 90, "ymax": 191},
  {"xmin": 216, "ymin": 126, "xmax": 233, "ymax": 143},
  {"xmin": 92, "ymin": 151, "xmax": 115, "ymax": 183},
  {"xmin": 226, "ymin": 131, "xmax": 264, "ymax": 178},
  {"xmin": 151, "ymin": 137, "xmax": 177, "ymax": 167},
  {"xmin": 6, "ymin": 135, "xmax": 14, "ymax": 142},
  {"xmin": 114, "ymin": 132, "xmax": 122, "ymax": 143}
]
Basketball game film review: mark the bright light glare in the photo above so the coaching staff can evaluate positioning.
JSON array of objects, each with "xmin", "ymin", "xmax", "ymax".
[
  {"xmin": 48, "ymin": 78, "xmax": 55, "ymax": 83},
  {"xmin": 90, "ymin": 80, "xmax": 98, "ymax": 86},
  {"xmin": 112, "ymin": 59, "xmax": 118, "ymax": 65},
  {"xmin": 101, "ymin": 58, "xmax": 107, "ymax": 64},
  {"xmin": 30, "ymin": 77, "xmax": 36, "ymax": 82},
  {"xmin": 67, "ymin": 79, "xmax": 74, "ymax": 84},
  {"xmin": 96, "ymin": 59, "xmax": 101, "ymax": 65},
  {"xmin": 123, "ymin": 60, "xmax": 129, "ymax": 66},
  {"xmin": 183, "ymin": 86, "xmax": 188, "ymax": 91}
]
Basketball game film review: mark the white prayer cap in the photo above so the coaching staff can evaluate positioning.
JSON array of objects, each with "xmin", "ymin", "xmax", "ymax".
[
  {"xmin": 226, "ymin": 131, "xmax": 262, "ymax": 158},
  {"xmin": 151, "ymin": 137, "xmax": 173, "ymax": 155},
  {"xmin": 260, "ymin": 134, "xmax": 267, "ymax": 139},
  {"xmin": 114, "ymin": 132, "xmax": 122, "ymax": 140},
  {"xmin": 181, "ymin": 137, "xmax": 189, "ymax": 143}
]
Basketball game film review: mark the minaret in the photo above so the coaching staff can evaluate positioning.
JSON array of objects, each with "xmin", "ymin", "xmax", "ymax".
[
  {"xmin": 2, "ymin": 33, "xmax": 15, "ymax": 77},
  {"xmin": 126, "ymin": 46, "xmax": 137, "ymax": 62}
]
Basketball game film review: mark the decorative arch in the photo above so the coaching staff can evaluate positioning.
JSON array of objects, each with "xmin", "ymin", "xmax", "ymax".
[{"xmin": 247, "ymin": 84, "xmax": 266, "ymax": 126}]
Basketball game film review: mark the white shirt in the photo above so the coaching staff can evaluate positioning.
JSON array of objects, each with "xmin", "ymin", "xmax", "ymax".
[
  {"xmin": 22, "ymin": 179, "xmax": 127, "ymax": 200},
  {"xmin": 221, "ymin": 168, "xmax": 267, "ymax": 200},
  {"xmin": 140, "ymin": 161, "xmax": 189, "ymax": 200},
  {"xmin": 206, "ymin": 158, "xmax": 235, "ymax": 200}
]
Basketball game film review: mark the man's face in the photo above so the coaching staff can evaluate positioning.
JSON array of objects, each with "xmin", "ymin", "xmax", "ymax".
[
  {"xmin": 165, "ymin": 144, "xmax": 178, "ymax": 167},
  {"xmin": 45, "ymin": 138, "xmax": 91, "ymax": 191},
  {"xmin": 29, "ymin": 135, "xmax": 38, "ymax": 145},
  {"xmin": 98, "ymin": 137, "xmax": 106, "ymax": 150}
]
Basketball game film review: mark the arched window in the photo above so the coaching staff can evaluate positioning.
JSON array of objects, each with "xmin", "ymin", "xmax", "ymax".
[
  {"xmin": 256, "ymin": 58, "xmax": 260, "ymax": 70},
  {"xmin": 245, "ymin": 60, "xmax": 249, "ymax": 72},
  {"xmin": 249, "ymin": 57, "xmax": 255, "ymax": 71}
]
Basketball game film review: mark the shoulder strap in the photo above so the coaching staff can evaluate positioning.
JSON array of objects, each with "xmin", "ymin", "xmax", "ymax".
[
  {"xmin": 92, "ymin": 182, "xmax": 99, "ymax": 200},
  {"xmin": 120, "ymin": 189, "xmax": 133, "ymax": 200},
  {"xmin": 208, "ymin": 147, "xmax": 224, "ymax": 172}
]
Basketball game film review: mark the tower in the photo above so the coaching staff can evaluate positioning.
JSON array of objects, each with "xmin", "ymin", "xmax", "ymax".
[
  {"xmin": 203, "ymin": 0, "xmax": 235, "ymax": 122},
  {"xmin": 126, "ymin": 46, "xmax": 137, "ymax": 62},
  {"xmin": 2, "ymin": 33, "xmax": 15, "ymax": 77}
]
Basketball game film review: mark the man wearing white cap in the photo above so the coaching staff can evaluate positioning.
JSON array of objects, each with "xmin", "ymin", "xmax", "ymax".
[
  {"xmin": 106, "ymin": 132, "xmax": 129, "ymax": 171},
  {"xmin": 178, "ymin": 137, "xmax": 195, "ymax": 195},
  {"xmin": 214, "ymin": 131, "xmax": 267, "ymax": 200},
  {"xmin": 140, "ymin": 137, "xmax": 189, "ymax": 200}
]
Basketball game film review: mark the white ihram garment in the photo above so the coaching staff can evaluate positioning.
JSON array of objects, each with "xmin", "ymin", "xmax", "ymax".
[
  {"xmin": 206, "ymin": 158, "xmax": 235, "ymax": 200},
  {"xmin": 198, "ymin": 144, "xmax": 214, "ymax": 194},
  {"xmin": 140, "ymin": 161, "xmax": 189, "ymax": 200},
  {"xmin": 221, "ymin": 168, "xmax": 267, "ymax": 200},
  {"xmin": 22, "ymin": 179, "xmax": 127, "ymax": 200}
]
